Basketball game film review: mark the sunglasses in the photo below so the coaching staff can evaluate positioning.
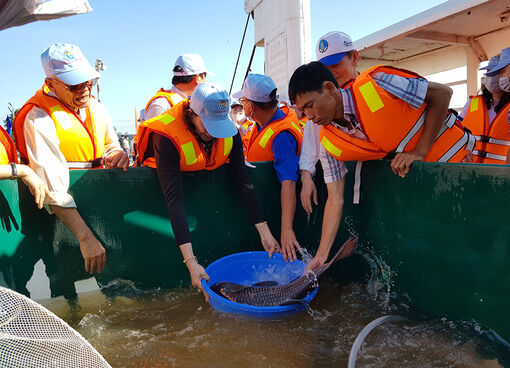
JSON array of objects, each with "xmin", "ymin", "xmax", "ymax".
[{"xmin": 53, "ymin": 78, "xmax": 94, "ymax": 92}]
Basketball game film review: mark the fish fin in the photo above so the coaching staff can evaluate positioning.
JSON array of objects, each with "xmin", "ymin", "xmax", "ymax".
[
  {"xmin": 251, "ymin": 281, "xmax": 278, "ymax": 287},
  {"xmin": 326, "ymin": 235, "xmax": 358, "ymax": 267},
  {"xmin": 280, "ymin": 299, "xmax": 307, "ymax": 306},
  {"xmin": 218, "ymin": 282, "xmax": 250, "ymax": 294}
]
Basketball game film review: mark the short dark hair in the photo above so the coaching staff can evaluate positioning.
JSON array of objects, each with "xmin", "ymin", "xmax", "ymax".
[
  {"xmin": 288, "ymin": 61, "xmax": 339, "ymax": 104},
  {"xmin": 172, "ymin": 66, "xmax": 206, "ymax": 86},
  {"xmin": 251, "ymin": 88, "xmax": 278, "ymax": 110}
]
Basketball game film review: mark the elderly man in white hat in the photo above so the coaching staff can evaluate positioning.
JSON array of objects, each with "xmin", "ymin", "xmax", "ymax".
[
  {"xmin": 143, "ymin": 54, "xmax": 210, "ymax": 121},
  {"xmin": 13, "ymin": 43, "xmax": 129, "ymax": 275}
]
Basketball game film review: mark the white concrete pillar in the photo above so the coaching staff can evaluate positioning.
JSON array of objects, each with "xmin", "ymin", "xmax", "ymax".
[
  {"xmin": 465, "ymin": 46, "xmax": 480, "ymax": 97},
  {"xmin": 245, "ymin": 0, "xmax": 311, "ymax": 101}
]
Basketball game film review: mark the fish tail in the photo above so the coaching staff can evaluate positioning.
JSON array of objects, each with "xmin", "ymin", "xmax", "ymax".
[{"xmin": 326, "ymin": 236, "xmax": 358, "ymax": 267}]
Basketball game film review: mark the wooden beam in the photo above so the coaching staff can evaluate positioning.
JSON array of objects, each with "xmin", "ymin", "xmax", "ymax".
[
  {"xmin": 406, "ymin": 30, "xmax": 470, "ymax": 46},
  {"xmin": 468, "ymin": 37, "xmax": 488, "ymax": 61}
]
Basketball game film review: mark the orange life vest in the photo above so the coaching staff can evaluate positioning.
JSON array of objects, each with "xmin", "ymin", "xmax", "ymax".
[
  {"xmin": 13, "ymin": 86, "xmax": 107, "ymax": 168},
  {"xmin": 244, "ymin": 107, "xmax": 303, "ymax": 162},
  {"xmin": 144, "ymin": 89, "xmax": 184, "ymax": 114},
  {"xmin": 462, "ymin": 96, "xmax": 510, "ymax": 164},
  {"xmin": 0, "ymin": 126, "xmax": 17, "ymax": 165},
  {"xmin": 240, "ymin": 119, "xmax": 255, "ymax": 152},
  {"xmin": 320, "ymin": 65, "xmax": 474, "ymax": 163},
  {"xmin": 136, "ymin": 101, "xmax": 233, "ymax": 171}
]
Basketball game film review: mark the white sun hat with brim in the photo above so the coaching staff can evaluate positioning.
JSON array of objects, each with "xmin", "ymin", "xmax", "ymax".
[
  {"xmin": 41, "ymin": 43, "xmax": 100, "ymax": 86},
  {"xmin": 316, "ymin": 31, "xmax": 355, "ymax": 66},
  {"xmin": 236, "ymin": 73, "xmax": 278, "ymax": 103},
  {"xmin": 173, "ymin": 54, "xmax": 215, "ymax": 76},
  {"xmin": 479, "ymin": 55, "xmax": 500, "ymax": 71},
  {"xmin": 486, "ymin": 47, "xmax": 510, "ymax": 76},
  {"xmin": 190, "ymin": 82, "xmax": 237, "ymax": 138}
]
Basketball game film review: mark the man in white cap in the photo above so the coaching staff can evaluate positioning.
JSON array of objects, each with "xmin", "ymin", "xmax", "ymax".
[
  {"xmin": 136, "ymin": 82, "xmax": 280, "ymax": 299},
  {"xmin": 298, "ymin": 32, "xmax": 358, "ymax": 271},
  {"xmin": 240, "ymin": 73, "xmax": 303, "ymax": 263},
  {"xmin": 143, "ymin": 54, "xmax": 209, "ymax": 121},
  {"xmin": 299, "ymin": 31, "xmax": 357, "ymax": 217},
  {"xmin": 13, "ymin": 43, "xmax": 129, "ymax": 275}
]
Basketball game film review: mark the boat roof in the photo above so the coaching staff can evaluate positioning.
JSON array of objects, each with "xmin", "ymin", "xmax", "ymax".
[{"xmin": 354, "ymin": 0, "xmax": 510, "ymax": 75}]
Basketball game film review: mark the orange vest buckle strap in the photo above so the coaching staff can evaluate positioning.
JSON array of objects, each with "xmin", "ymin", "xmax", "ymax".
[
  {"xmin": 394, "ymin": 110, "xmax": 426, "ymax": 153},
  {"xmin": 473, "ymin": 135, "xmax": 510, "ymax": 146},
  {"xmin": 438, "ymin": 130, "xmax": 476, "ymax": 163},
  {"xmin": 472, "ymin": 150, "xmax": 507, "ymax": 162},
  {"xmin": 67, "ymin": 158, "xmax": 103, "ymax": 169}
]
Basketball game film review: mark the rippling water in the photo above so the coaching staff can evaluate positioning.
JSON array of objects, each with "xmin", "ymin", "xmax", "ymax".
[{"xmin": 42, "ymin": 277, "xmax": 510, "ymax": 368}]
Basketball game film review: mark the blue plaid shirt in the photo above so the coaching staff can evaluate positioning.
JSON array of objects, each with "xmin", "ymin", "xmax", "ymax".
[{"xmin": 338, "ymin": 72, "xmax": 428, "ymax": 137}]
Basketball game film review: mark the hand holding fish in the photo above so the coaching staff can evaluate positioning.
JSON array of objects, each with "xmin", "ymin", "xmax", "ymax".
[
  {"xmin": 186, "ymin": 259, "xmax": 210, "ymax": 301},
  {"xmin": 306, "ymin": 254, "xmax": 327, "ymax": 271},
  {"xmin": 255, "ymin": 221, "xmax": 281, "ymax": 257}
]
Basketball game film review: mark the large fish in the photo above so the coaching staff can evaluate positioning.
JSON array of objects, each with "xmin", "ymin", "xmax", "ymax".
[{"xmin": 210, "ymin": 236, "xmax": 357, "ymax": 307}]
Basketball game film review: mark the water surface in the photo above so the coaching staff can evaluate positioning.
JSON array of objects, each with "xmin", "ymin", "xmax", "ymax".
[{"xmin": 43, "ymin": 278, "xmax": 509, "ymax": 367}]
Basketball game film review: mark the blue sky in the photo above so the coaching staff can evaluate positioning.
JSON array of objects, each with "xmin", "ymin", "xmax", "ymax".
[{"xmin": 0, "ymin": 0, "xmax": 446, "ymax": 133}]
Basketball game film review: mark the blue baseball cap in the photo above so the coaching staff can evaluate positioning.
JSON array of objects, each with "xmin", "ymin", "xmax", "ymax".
[
  {"xmin": 486, "ymin": 47, "xmax": 510, "ymax": 76},
  {"xmin": 316, "ymin": 31, "xmax": 355, "ymax": 66},
  {"xmin": 190, "ymin": 82, "xmax": 237, "ymax": 138},
  {"xmin": 479, "ymin": 55, "xmax": 500, "ymax": 71},
  {"xmin": 41, "ymin": 43, "xmax": 99, "ymax": 85},
  {"xmin": 239, "ymin": 73, "xmax": 278, "ymax": 103}
]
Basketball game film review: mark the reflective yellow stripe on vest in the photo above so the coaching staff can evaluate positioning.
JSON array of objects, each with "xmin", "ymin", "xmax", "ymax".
[
  {"xmin": 49, "ymin": 104, "xmax": 75, "ymax": 130},
  {"xmin": 470, "ymin": 98, "xmax": 479, "ymax": 112},
  {"xmin": 159, "ymin": 114, "xmax": 176, "ymax": 125},
  {"xmin": 359, "ymin": 81, "xmax": 384, "ymax": 113},
  {"xmin": 258, "ymin": 128, "xmax": 275, "ymax": 149},
  {"xmin": 224, "ymin": 136, "xmax": 233, "ymax": 156},
  {"xmin": 321, "ymin": 136, "xmax": 343, "ymax": 158},
  {"xmin": 181, "ymin": 142, "xmax": 198, "ymax": 166}
]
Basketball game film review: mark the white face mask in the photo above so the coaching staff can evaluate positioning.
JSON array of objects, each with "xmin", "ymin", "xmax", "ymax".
[
  {"xmin": 483, "ymin": 75, "xmax": 502, "ymax": 94},
  {"xmin": 232, "ymin": 111, "xmax": 246, "ymax": 125},
  {"xmin": 499, "ymin": 76, "xmax": 510, "ymax": 92}
]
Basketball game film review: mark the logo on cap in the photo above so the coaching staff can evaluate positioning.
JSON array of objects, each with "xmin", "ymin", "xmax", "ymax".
[
  {"xmin": 344, "ymin": 41, "xmax": 352, "ymax": 47},
  {"xmin": 219, "ymin": 102, "xmax": 227, "ymax": 110},
  {"xmin": 318, "ymin": 40, "xmax": 328, "ymax": 53},
  {"xmin": 64, "ymin": 50, "xmax": 74, "ymax": 59}
]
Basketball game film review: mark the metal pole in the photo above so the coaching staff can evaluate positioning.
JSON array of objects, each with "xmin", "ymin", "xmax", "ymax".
[{"xmin": 229, "ymin": 13, "xmax": 251, "ymax": 95}]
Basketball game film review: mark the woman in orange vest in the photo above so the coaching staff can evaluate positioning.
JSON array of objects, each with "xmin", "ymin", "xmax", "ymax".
[
  {"xmin": 0, "ymin": 126, "xmax": 51, "ymax": 209},
  {"xmin": 137, "ymin": 82, "xmax": 280, "ymax": 299},
  {"xmin": 461, "ymin": 52, "xmax": 510, "ymax": 164}
]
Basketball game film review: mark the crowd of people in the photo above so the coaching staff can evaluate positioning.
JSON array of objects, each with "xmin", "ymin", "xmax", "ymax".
[{"xmin": 1, "ymin": 31, "xmax": 509, "ymax": 299}]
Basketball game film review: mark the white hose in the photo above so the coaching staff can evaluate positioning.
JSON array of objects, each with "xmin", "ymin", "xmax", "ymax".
[{"xmin": 348, "ymin": 315, "xmax": 405, "ymax": 368}]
